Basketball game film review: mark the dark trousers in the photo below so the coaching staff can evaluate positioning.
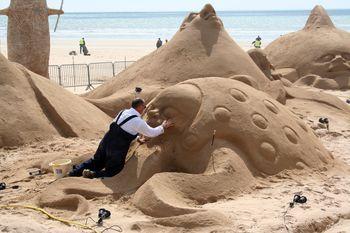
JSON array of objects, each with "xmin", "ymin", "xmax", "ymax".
[{"xmin": 70, "ymin": 127, "xmax": 130, "ymax": 178}]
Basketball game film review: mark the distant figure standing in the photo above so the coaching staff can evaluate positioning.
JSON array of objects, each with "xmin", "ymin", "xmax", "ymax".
[
  {"xmin": 79, "ymin": 38, "xmax": 85, "ymax": 54},
  {"xmin": 156, "ymin": 38, "xmax": 163, "ymax": 49},
  {"xmin": 165, "ymin": 39, "xmax": 168, "ymax": 43},
  {"xmin": 252, "ymin": 36, "xmax": 262, "ymax": 48}
]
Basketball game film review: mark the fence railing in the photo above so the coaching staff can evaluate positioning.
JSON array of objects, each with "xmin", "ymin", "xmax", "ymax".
[{"xmin": 48, "ymin": 60, "xmax": 135, "ymax": 89}]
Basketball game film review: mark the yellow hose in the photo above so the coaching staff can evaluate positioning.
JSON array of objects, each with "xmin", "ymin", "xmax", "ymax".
[{"xmin": 0, "ymin": 204, "xmax": 98, "ymax": 233}]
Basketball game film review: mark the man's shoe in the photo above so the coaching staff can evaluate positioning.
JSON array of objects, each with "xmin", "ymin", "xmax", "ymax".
[{"xmin": 82, "ymin": 169, "xmax": 96, "ymax": 179}]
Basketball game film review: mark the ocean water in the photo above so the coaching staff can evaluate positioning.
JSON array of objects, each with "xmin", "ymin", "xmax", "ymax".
[{"xmin": 0, "ymin": 10, "xmax": 350, "ymax": 43}]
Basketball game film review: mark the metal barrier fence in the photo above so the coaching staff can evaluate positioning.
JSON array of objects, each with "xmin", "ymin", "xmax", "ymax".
[{"xmin": 48, "ymin": 60, "xmax": 135, "ymax": 89}]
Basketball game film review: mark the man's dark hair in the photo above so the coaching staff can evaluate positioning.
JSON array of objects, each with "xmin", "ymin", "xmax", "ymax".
[{"xmin": 132, "ymin": 98, "xmax": 145, "ymax": 109}]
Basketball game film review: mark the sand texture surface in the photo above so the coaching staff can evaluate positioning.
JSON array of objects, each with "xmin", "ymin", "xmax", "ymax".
[
  {"xmin": 265, "ymin": 5, "xmax": 350, "ymax": 90},
  {"xmin": 1, "ymin": 4, "xmax": 350, "ymax": 233},
  {"xmin": 0, "ymin": 53, "xmax": 111, "ymax": 147}
]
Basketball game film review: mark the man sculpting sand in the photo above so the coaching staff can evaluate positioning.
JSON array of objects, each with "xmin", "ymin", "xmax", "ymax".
[{"xmin": 69, "ymin": 98, "xmax": 173, "ymax": 178}]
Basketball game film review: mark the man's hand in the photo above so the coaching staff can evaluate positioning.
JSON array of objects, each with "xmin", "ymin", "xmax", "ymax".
[
  {"xmin": 137, "ymin": 135, "xmax": 149, "ymax": 144},
  {"xmin": 162, "ymin": 119, "xmax": 174, "ymax": 129}
]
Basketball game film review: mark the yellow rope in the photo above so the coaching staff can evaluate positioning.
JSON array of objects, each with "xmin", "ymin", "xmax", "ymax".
[{"xmin": 0, "ymin": 204, "xmax": 98, "ymax": 233}]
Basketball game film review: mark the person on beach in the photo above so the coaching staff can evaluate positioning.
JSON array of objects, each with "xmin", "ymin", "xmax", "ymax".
[
  {"xmin": 69, "ymin": 98, "xmax": 174, "ymax": 179},
  {"xmin": 79, "ymin": 38, "xmax": 85, "ymax": 54},
  {"xmin": 156, "ymin": 38, "xmax": 163, "ymax": 48},
  {"xmin": 252, "ymin": 36, "xmax": 262, "ymax": 48}
]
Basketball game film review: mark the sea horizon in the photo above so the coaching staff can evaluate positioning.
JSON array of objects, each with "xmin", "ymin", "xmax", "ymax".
[
  {"xmin": 1, "ymin": 9, "xmax": 350, "ymax": 43},
  {"xmin": 54, "ymin": 8, "xmax": 350, "ymax": 13}
]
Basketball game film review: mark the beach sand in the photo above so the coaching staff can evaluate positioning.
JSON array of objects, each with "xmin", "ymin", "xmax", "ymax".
[
  {"xmin": 0, "ymin": 38, "xmax": 253, "ymax": 65},
  {"xmin": 0, "ymin": 88, "xmax": 349, "ymax": 233}
]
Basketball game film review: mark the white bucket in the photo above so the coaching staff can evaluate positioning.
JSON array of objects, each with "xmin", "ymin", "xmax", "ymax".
[{"xmin": 49, "ymin": 159, "xmax": 72, "ymax": 179}]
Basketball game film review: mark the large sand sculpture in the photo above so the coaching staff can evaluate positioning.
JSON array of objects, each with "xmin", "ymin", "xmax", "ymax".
[
  {"xmin": 265, "ymin": 5, "xmax": 350, "ymax": 90},
  {"xmin": 0, "ymin": 54, "xmax": 111, "ymax": 148},
  {"xmin": 0, "ymin": 0, "xmax": 63, "ymax": 77},
  {"xmin": 37, "ymin": 78, "xmax": 333, "ymax": 225},
  {"xmin": 83, "ymin": 4, "xmax": 286, "ymax": 116}
]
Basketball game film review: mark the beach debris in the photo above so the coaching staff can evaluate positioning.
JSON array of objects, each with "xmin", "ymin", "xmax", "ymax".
[
  {"xmin": 0, "ymin": 182, "xmax": 19, "ymax": 191},
  {"xmin": 0, "ymin": 182, "xmax": 6, "ymax": 190},
  {"xmin": 284, "ymin": 194, "xmax": 308, "ymax": 233},
  {"xmin": 319, "ymin": 117, "xmax": 330, "ymax": 130},
  {"xmin": 29, "ymin": 169, "xmax": 42, "ymax": 176},
  {"xmin": 289, "ymin": 194, "xmax": 308, "ymax": 208},
  {"xmin": 98, "ymin": 208, "xmax": 111, "ymax": 225}
]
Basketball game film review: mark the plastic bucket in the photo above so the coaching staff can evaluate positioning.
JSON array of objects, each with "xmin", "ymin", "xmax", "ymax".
[{"xmin": 49, "ymin": 159, "xmax": 72, "ymax": 179}]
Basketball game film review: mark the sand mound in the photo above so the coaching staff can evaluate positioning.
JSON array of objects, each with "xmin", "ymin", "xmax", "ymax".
[
  {"xmin": 37, "ymin": 78, "xmax": 333, "ymax": 220},
  {"xmin": 83, "ymin": 4, "xmax": 283, "ymax": 117},
  {"xmin": 265, "ymin": 5, "xmax": 350, "ymax": 89},
  {"xmin": 248, "ymin": 48, "xmax": 281, "ymax": 81},
  {"xmin": 0, "ymin": 54, "xmax": 111, "ymax": 147}
]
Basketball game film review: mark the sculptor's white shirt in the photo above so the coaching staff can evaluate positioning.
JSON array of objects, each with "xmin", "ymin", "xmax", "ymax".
[{"xmin": 113, "ymin": 108, "xmax": 164, "ymax": 137}]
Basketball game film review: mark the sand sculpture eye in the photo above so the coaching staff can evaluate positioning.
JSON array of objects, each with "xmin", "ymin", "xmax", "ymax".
[
  {"xmin": 341, "ymin": 53, "xmax": 350, "ymax": 60},
  {"xmin": 162, "ymin": 107, "xmax": 179, "ymax": 119},
  {"xmin": 147, "ymin": 108, "xmax": 160, "ymax": 118},
  {"xmin": 317, "ymin": 54, "xmax": 335, "ymax": 63}
]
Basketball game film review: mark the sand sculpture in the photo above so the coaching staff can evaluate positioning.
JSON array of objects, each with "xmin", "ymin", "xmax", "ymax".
[
  {"xmin": 247, "ymin": 48, "xmax": 282, "ymax": 81},
  {"xmin": 265, "ymin": 5, "xmax": 350, "ymax": 90},
  {"xmin": 83, "ymin": 4, "xmax": 286, "ymax": 117},
  {"xmin": 0, "ymin": 54, "xmax": 111, "ymax": 148},
  {"xmin": 0, "ymin": 0, "xmax": 63, "ymax": 77},
  {"xmin": 37, "ymin": 78, "xmax": 333, "ymax": 225}
]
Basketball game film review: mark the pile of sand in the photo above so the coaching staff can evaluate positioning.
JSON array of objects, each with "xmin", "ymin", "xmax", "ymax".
[
  {"xmin": 265, "ymin": 5, "xmax": 350, "ymax": 90},
  {"xmin": 37, "ymin": 77, "xmax": 334, "ymax": 226},
  {"xmin": 0, "ymin": 53, "xmax": 111, "ymax": 147},
  {"xmin": 83, "ymin": 4, "xmax": 285, "ymax": 116}
]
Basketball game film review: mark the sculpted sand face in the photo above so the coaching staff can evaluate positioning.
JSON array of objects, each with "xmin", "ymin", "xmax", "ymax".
[
  {"xmin": 0, "ymin": 0, "xmax": 63, "ymax": 77},
  {"xmin": 265, "ymin": 5, "xmax": 350, "ymax": 89}
]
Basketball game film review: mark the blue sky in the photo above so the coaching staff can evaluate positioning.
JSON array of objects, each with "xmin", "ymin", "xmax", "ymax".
[{"xmin": 0, "ymin": 0, "xmax": 350, "ymax": 12}]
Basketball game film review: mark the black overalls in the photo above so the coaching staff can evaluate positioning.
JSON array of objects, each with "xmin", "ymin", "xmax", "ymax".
[{"xmin": 69, "ymin": 111, "xmax": 138, "ymax": 178}]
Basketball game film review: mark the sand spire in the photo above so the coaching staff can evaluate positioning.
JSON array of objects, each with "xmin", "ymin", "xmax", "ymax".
[{"xmin": 303, "ymin": 5, "xmax": 335, "ymax": 30}]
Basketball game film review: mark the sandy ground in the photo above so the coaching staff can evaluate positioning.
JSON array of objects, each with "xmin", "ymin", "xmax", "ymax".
[
  {"xmin": 0, "ymin": 89, "xmax": 349, "ymax": 233},
  {"xmin": 0, "ymin": 39, "xmax": 253, "ymax": 65}
]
